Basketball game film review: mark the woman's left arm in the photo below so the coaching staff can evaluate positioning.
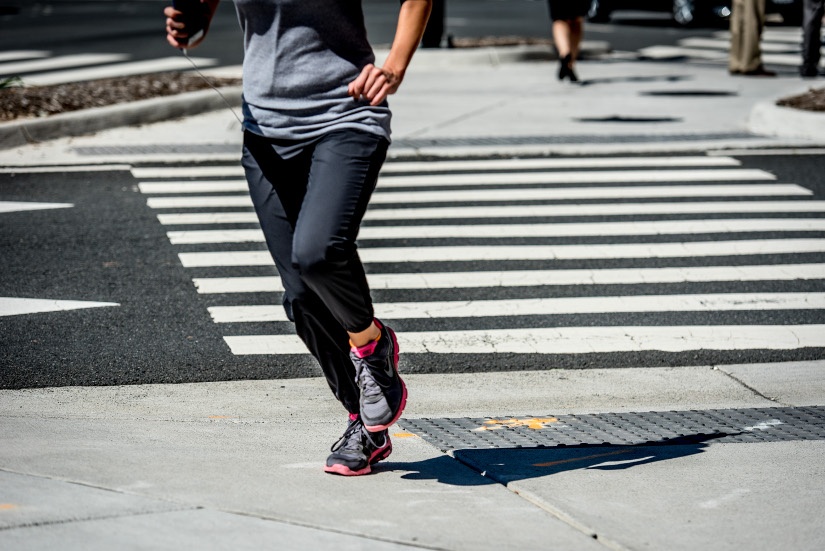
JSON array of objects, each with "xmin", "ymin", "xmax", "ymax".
[{"xmin": 348, "ymin": 0, "xmax": 433, "ymax": 106}]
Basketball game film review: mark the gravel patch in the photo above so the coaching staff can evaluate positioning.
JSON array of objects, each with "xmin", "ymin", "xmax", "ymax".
[
  {"xmin": 0, "ymin": 72, "xmax": 240, "ymax": 122},
  {"xmin": 777, "ymin": 86, "xmax": 825, "ymax": 113}
]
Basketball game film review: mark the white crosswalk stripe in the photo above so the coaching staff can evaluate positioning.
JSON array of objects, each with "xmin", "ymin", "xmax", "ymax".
[
  {"xmin": 168, "ymin": 219, "xmax": 825, "ymax": 244},
  {"xmin": 192, "ymin": 264, "xmax": 825, "ymax": 294},
  {"xmin": 146, "ymin": 184, "xmax": 810, "ymax": 208},
  {"xmin": 1, "ymin": 50, "xmax": 219, "ymax": 87},
  {"xmin": 135, "ymin": 153, "xmax": 825, "ymax": 365},
  {"xmin": 637, "ymin": 28, "xmax": 825, "ymax": 68}
]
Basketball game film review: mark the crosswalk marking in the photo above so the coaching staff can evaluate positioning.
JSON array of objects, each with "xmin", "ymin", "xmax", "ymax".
[
  {"xmin": 0, "ymin": 51, "xmax": 49, "ymax": 63},
  {"xmin": 222, "ymin": 325, "xmax": 825, "ymax": 355},
  {"xmin": 636, "ymin": 28, "xmax": 824, "ymax": 67},
  {"xmin": 0, "ymin": 53, "xmax": 128, "ymax": 76},
  {"xmin": 191, "ymin": 264, "xmax": 825, "ymax": 294},
  {"xmin": 168, "ymin": 219, "xmax": 825, "ymax": 244},
  {"xmin": 146, "ymin": 184, "xmax": 809, "ymax": 208},
  {"xmin": 138, "ymin": 169, "xmax": 775, "ymax": 193},
  {"xmin": 207, "ymin": 293, "xmax": 825, "ymax": 323},
  {"xmin": 2, "ymin": 50, "xmax": 221, "ymax": 87},
  {"xmin": 678, "ymin": 37, "xmax": 799, "ymax": 53},
  {"xmin": 132, "ymin": 156, "xmax": 741, "ymax": 179},
  {"xmin": 23, "ymin": 57, "xmax": 218, "ymax": 87},
  {"xmin": 0, "ymin": 201, "xmax": 74, "ymax": 214},
  {"xmin": 177, "ymin": 239, "xmax": 825, "ymax": 267},
  {"xmin": 155, "ymin": 201, "xmax": 825, "ymax": 226},
  {"xmin": 135, "ymin": 152, "xmax": 825, "ymax": 362},
  {"xmin": 365, "ymin": 201, "xmax": 825, "ymax": 221}
]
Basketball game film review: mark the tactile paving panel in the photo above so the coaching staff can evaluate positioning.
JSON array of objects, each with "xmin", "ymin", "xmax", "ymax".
[{"xmin": 398, "ymin": 406, "xmax": 825, "ymax": 452}]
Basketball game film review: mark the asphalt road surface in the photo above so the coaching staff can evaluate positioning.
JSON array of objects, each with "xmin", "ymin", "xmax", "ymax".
[
  {"xmin": 0, "ymin": 0, "xmax": 726, "ymax": 67},
  {"xmin": 2, "ymin": 152, "xmax": 823, "ymax": 388}
]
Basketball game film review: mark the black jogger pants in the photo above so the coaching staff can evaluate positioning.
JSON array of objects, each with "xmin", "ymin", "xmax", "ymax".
[{"xmin": 241, "ymin": 129, "xmax": 389, "ymax": 414}]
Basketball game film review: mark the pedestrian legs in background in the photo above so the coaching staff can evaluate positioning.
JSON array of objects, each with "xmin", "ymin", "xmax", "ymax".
[
  {"xmin": 553, "ymin": 18, "xmax": 584, "ymax": 82},
  {"xmin": 546, "ymin": 0, "xmax": 589, "ymax": 82},
  {"xmin": 800, "ymin": 0, "xmax": 824, "ymax": 77},
  {"xmin": 421, "ymin": 0, "xmax": 445, "ymax": 48},
  {"xmin": 729, "ymin": 0, "xmax": 776, "ymax": 76}
]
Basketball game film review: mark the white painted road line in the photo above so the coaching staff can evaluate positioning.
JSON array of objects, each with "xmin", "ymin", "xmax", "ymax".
[
  {"xmin": 223, "ymin": 325, "xmax": 825, "ymax": 355},
  {"xmin": 380, "ymin": 156, "xmax": 742, "ymax": 173},
  {"xmin": 0, "ymin": 201, "xmax": 74, "ymax": 214},
  {"xmin": 147, "ymin": 185, "xmax": 811, "ymax": 208},
  {"xmin": 679, "ymin": 37, "xmax": 799, "ymax": 53},
  {"xmin": 0, "ymin": 51, "xmax": 49, "ymax": 63},
  {"xmin": 141, "ymin": 179, "xmax": 792, "ymax": 197},
  {"xmin": 374, "ymin": 169, "xmax": 775, "ymax": 188},
  {"xmin": 139, "ymin": 181, "xmax": 247, "ymax": 194},
  {"xmin": 168, "ymin": 219, "xmax": 825, "ymax": 244},
  {"xmin": 177, "ymin": 239, "xmax": 825, "ymax": 267},
  {"xmin": 369, "ymin": 185, "xmax": 810, "ymax": 205},
  {"xmin": 191, "ymin": 264, "xmax": 825, "ymax": 294},
  {"xmin": 207, "ymin": 293, "xmax": 825, "ymax": 323},
  {"xmin": 0, "ymin": 53, "xmax": 128, "ymax": 76},
  {"xmin": 154, "ymin": 202, "xmax": 825, "ymax": 225},
  {"xmin": 148, "ymin": 196, "xmax": 252, "ymax": 209},
  {"xmin": 364, "ymin": 201, "xmax": 825, "ymax": 221},
  {"xmin": 139, "ymin": 170, "xmax": 777, "ymax": 194},
  {"xmin": 0, "ymin": 297, "xmax": 119, "ymax": 317},
  {"xmin": 158, "ymin": 212, "xmax": 259, "ymax": 225},
  {"xmin": 132, "ymin": 156, "xmax": 742, "ymax": 179},
  {"xmin": 0, "ymin": 164, "xmax": 132, "ymax": 174},
  {"xmin": 23, "ymin": 57, "xmax": 218, "ymax": 87}
]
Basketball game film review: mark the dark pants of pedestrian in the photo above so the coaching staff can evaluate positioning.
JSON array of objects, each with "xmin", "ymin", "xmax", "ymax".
[
  {"xmin": 802, "ymin": 0, "xmax": 824, "ymax": 73},
  {"xmin": 241, "ymin": 129, "xmax": 389, "ymax": 415}
]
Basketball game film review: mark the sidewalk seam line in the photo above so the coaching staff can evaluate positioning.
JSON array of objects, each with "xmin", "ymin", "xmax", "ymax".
[
  {"xmin": 712, "ymin": 367, "xmax": 789, "ymax": 407},
  {"xmin": 446, "ymin": 451, "xmax": 626, "ymax": 551}
]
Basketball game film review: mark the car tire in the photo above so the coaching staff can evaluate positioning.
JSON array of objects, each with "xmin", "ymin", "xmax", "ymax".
[{"xmin": 588, "ymin": 0, "xmax": 612, "ymax": 23}]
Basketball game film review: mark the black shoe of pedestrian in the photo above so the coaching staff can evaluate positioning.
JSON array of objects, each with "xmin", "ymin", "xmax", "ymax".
[
  {"xmin": 800, "ymin": 65, "xmax": 820, "ymax": 78},
  {"xmin": 741, "ymin": 65, "xmax": 776, "ymax": 77},
  {"xmin": 558, "ymin": 54, "xmax": 578, "ymax": 82},
  {"xmin": 350, "ymin": 319, "xmax": 407, "ymax": 432},
  {"xmin": 324, "ymin": 415, "xmax": 392, "ymax": 476}
]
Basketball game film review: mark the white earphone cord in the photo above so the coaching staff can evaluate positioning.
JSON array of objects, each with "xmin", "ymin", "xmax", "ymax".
[{"xmin": 181, "ymin": 49, "xmax": 244, "ymax": 126}]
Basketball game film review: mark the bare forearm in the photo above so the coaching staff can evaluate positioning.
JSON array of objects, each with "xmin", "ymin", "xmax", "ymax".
[
  {"xmin": 348, "ymin": 0, "xmax": 432, "ymax": 106},
  {"xmin": 383, "ymin": 0, "xmax": 433, "ymax": 78}
]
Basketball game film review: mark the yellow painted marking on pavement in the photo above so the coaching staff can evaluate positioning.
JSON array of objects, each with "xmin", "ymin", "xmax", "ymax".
[
  {"xmin": 392, "ymin": 432, "xmax": 419, "ymax": 438},
  {"xmin": 533, "ymin": 449, "xmax": 633, "ymax": 468},
  {"xmin": 474, "ymin": 417, "xmax": 559, "ymax": 431},
  {"xmin": 0, "ymin": 504, "xmax": 18, "ymax": 511},
  {"xmin": 208, "ymin": 415, "xmax": 233, "ymax": 419}
]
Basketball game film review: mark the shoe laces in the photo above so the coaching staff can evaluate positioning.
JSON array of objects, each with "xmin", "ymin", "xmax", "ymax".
[
  {"xmin": 330, "ymin": 417, "xmax": 384, "ymax": 453},
  {"xmin": 355, "ymin": 362, "xmax": 383, "ymax": 401}
]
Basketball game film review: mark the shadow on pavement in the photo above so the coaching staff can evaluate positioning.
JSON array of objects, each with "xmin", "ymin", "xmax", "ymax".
[
  {"xmin": 576, "ymin": 74, "xmax": 691, "ymax": 87},
  {"xmin": 381, "ymin": 433, "xmax": 732, "ymax": 486}
]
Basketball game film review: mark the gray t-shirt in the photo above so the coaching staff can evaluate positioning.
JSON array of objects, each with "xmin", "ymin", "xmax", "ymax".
[{"xmin": 233, "ymin": 0, "xmax": 392, "ymax": 152}]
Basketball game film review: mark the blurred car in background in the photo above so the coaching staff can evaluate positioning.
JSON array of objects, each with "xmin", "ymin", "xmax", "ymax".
[{"xmin": 587, "ymin": 0, "xmax": 802, "ymax": 27}]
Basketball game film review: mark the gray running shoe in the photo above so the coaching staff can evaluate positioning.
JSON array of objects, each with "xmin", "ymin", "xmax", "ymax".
[
  {"xmin": 324, "ymin": 415, "xmax": 392, "ymax": 476},
  {"xmin": 350, "ymin": 319, "xmax": 407, "ymax": 432}
]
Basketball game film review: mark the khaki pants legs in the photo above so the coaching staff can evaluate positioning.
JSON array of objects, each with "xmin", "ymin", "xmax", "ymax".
[{"xmin": 729, "ymin": 0, "xmax": 766, "ymax": 73}]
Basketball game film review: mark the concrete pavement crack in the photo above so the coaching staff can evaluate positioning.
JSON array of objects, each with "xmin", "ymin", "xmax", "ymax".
[{"xmin": 712, "ymin": 366, "xmax": 789, "ymax": 407}]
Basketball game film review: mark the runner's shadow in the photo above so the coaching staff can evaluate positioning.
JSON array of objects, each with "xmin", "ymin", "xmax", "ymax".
[{"xmin": 379, "ymin": 433, "xmax": 731, "ymax": 486}]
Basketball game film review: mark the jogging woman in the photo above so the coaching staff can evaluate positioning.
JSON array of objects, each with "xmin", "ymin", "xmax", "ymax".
[{"xmin": 165, "ymin": 0, "xmax": 432, "ymax": 476}]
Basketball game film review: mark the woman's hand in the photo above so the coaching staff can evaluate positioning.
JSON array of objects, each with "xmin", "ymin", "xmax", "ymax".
[
  {"xmin": 164, "ymin": 0, "xmax": 219, "ymax": 50},
  {"xmin": 348, "ymin": 0, "xmax": 432, "ymax": 105},
  {"xmin": 347, "ymin": 64, "xmax": 403, "ymax": 106}
]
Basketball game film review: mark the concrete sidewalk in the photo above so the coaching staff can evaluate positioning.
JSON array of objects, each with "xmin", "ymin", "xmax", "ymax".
[
  {"xmin": 1, "ymin": 46, "xmax": 825, "ymax": 550},
  {"xmin": 1, "ymin": 44, "xmax": 824, "ymax": 160},
  {"xmin": 2, "ymin": 362, "xmax": 824, "ymax": 550}
]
